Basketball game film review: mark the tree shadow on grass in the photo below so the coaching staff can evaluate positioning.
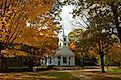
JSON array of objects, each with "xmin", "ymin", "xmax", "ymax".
[{"xmin": 73, "ymin": 70, "xmax": 121, "ymax": 80}]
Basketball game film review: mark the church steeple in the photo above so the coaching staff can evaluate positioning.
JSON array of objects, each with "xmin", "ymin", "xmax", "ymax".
[
  {"xmin": 58, "ymin": 20, "xmax": 68, "ymax": 49},
  {"xmin": 62, "ymin": 27, "xmax": 67, "ymax": 47}
]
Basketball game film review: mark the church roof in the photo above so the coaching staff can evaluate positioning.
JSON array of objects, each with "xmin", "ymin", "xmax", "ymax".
[{"xmin": 56, "ymin": 46, "xmax": 75, "ymax": 56}]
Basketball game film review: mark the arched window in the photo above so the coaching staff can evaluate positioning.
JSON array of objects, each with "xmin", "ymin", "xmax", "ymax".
[
  {"xmin": 64, "ymin": 37, "xmax": 66, "ymax": 41},
  {"xmin": 69, "ymin": 56, "xmax": 71, "ymax": 60},
  {"xmin": 64, "ymin": 43, "xmax": 66, "ymax": 46},
  {"xmin": 63, "ymin": 56, "xmax": 67, "ymax": 63},
  {"xmin": 58, "ymin": 56, "xmax": 61, "ymax": 59},
  {"xmin": 49, "ymin": 57, "xmax": 52, "ymax": 64}
]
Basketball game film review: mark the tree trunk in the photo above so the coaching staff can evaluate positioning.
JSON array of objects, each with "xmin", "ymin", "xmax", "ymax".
[
  {"xmin": 38, "ymin": 59, "xmax": 40, "ymax": 65},
  {"xmin": 28, "ymin": 56, "xmax": 33, "ymax": 71},
  {"xmin": 0, "ymin": 50, "xmax": 3, "ymax": 72},
  {"xmin": 81, "ymin": 56, "xmax": 84, "ymax": 68},
  {"xmin": 100, "ymin": 53, "xmax": 105, "ymax": 73},
  {"xmin": 1, "ymin": 55, "xmax": 8, "ymax": 72},
  {"xmin": 117, "ymin": 27, "xmax": 121, "ymax": 42},
  {"xmin": 111, "ymin": 5, "xmax": 121, "ymax": 42}
]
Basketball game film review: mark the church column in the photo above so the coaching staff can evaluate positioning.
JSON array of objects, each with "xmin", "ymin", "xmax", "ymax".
[
  {"xmin": 61, "ymin": 55, "xmax": 63, "ymax": 65},
  {"xmin": 67, "ymin": 56, "xmax": 69, "ymax": 66},
  {"xmin": 52, "ymin": 58, "xmax": 54, "ymax": 65},
  {"xmin": 72, "ymin": 56, "xmax": 75, "ymax": 66}
]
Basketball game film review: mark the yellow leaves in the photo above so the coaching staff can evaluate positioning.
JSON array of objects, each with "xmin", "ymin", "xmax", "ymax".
[
  {"xmin": 0, "ymin": 0, "xmax": 57, "ymax": 58},
  {"xmin": 17, "ymin": 17, "xmax": 58, "ymax": 57},
  {"xmin": 0, "ymin": 1, "xmax": 25, "ymax": 44},
  {"xmin": 108, "ymin": 43, "xmax": 121, "ymax": 62},
  {"xmin": 19, "ymin": 27, "xmax": 41, "ymax": 46},
  {"xmin": 39, "ymin": 18, "xmax": 58, "ymax": 37},
  {"xmin": 1, "ymin": 48, "xmax": 28, "ymax": 57},
  {"xmin": 23, "ymin": 0, "xmax": 54, "ymax": 20},
  {"xmin": 68, "ymin": 42, "xmax": 76, "ymax": 51},
  {"xmin": 111, "ymin": 43, "xmax": 121, "ymax": 52},
  {"xmin": 88, "ymin": 48, "xmax": 98, "ymax": 57}
]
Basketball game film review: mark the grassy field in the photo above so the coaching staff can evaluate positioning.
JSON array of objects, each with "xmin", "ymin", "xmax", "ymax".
[
  {"xmin": 0, "ymin": 71, "xmax": 80, "ymax": 80},
  {"xmin": 0, "ymin": 66, "xmax": 121, "ymax": 80},
  {"xmin": 108, "ymin": 68, "xmax": 121, "ymax": 73},
  {"xmin": 40, "ymin": 72, "xmax": 80, "ymax": 80},
  {"xmin": 71, "ymin": 68, "xmax": 121, "ymax": 80}
]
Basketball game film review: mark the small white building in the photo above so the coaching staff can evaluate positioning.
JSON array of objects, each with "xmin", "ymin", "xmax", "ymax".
[
  {"xmin": 53, "ymin": 46, "xmax": 75, "ymax": 66},
  {"xmin": 41, "ymin": 28, "xmax": 75, "ymax": 66}
]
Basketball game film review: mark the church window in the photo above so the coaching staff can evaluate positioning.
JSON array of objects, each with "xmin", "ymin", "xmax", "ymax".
[
  {"xmin": 64, "ymin": 43, "xmax": 66, "ymax": 46},
  {"xmin": 69, "ymin": 57, "xmax": 71, "ymax": 60},
  {"xmin": 58, "ymin": 56, "xmax": 61, "ymax": 59},
  {"xmin": 59, "ymin": 43, "xmax": 61, "ymax": 47},
  {"xmin": 50, "ymin": 57, "xmax": 52, "ymax": 64},
  {"xmin": 63, "ymin": 56, "xmax": 67, "ymax": 63},
  {"xmin": 64, "ymin": 38, "xmax": 66, "ymax": 41},
  {"xmin": 41, "ymin": 58, "xmax": 44, "ymax": 64},
  {"xmin": 45, "ymin": 59, "xmax": 47, "ymax": 64}
]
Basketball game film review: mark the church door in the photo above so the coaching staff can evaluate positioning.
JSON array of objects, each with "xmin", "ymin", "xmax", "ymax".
[
  {"xmin": 68, "ymin": 61, "xmax": 70, "ymax": 66},
  {"xmin": 58, "ymin": 60, "xmax": 60, "ymax": 65}
]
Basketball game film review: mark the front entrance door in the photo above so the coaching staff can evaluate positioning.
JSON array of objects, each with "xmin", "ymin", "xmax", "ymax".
[
  {"xmin": 68, "ymin": 61, "xmax": 70, "ymax": 66},
  {"xmin": 58, "ymin": 60, "xmax": 60, "ymax": 65}
]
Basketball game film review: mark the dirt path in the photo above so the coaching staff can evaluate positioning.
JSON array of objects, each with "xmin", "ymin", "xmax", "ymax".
[
  {"xmin": 0, "ymin": 69, "xmax": 121, "ymax": 80},
  {"xmin": 63, "ymin": 69, "xmax": 121, "ymax": 80}
]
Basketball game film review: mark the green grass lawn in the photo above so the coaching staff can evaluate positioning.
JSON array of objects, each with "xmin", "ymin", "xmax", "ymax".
[
  {"xmin": 108, "ymin": 68, "xmax": 121, "ymax": 73},
  {"xmin": 40, "ymin": 72, "xmax": 80, "ymax": 80},
  {"xmin": 0, "ymin": 71, "xmax": 80, "ymax": 80}
]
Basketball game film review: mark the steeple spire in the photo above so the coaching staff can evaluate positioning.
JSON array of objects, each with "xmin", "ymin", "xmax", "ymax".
[
  {"xmin": 62, "ymin": 21, "xmax": 65, "ymax": 37},
  {"xmin": 58, "ymin": 20, "xmax": 68, "ymax": 49},
  {"xmin": 62, "ymin": 20, "xmax": 67, "ymax": 47}
]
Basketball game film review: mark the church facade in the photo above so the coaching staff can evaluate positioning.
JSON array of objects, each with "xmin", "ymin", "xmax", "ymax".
[
  {"xmin": 40, "ymin": 29, "xmax": 75, "ymax": 66},
  {"xmin": 41, "ymin": 46, "xmax": 75, "ymax": 66}
]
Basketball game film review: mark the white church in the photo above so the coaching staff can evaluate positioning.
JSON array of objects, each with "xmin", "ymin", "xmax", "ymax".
[{"xmin": 40, "ymin": 28, "xmax": 75, "ymax": 66}]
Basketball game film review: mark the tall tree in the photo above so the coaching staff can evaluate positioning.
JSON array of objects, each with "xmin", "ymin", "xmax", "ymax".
[
  {"xmin": 64, "ymin": 0, "xmax": 121, "ymax": 41},
  {"xmin": 68, "ymin": 28, "xmax": 117, "ymax": 72},
  {"xmin": 68, "ymin": 29, "xmax": 89, "ymax": 66},
  {"xmin": 62, "ymin": 0, "xmax": 121, "ymax": 73},
  {"xmin": 108, "ymin": 43, "xmax": 121, "ymax": 67},
  {"xmin": 17, "ymin": 18, "xmax": 58, "ymax": 71},
  {"xmin": 88, "ymin": 30, "xmax": 116, "ymax": 73},
  {"xmin": 0, "ymin": 0, "xmax": 55, "ymax": 71}
]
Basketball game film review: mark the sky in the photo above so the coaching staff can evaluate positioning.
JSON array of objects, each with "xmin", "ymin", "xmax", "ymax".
[
  {"xmin": 60, "ymin": 5, "xmax": 88, "ymax": 36},
  {"xmin": 60, "ymin": 5, "xmax": 74, "ymax": 36},
  {"xmin": 26, "ymin": 5, "xmax": 74, "ymax": 36}
]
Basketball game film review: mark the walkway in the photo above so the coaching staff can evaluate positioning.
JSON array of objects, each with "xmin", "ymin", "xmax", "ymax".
[{"xmin": 60, "ymin": 68, "xmax": 121, "ymax": 80}]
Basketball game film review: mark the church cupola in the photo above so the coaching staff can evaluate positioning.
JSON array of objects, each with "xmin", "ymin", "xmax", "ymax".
[
  {"xmin": 63, "ymin": 35, "xmax": 67, "ymax": 47},
  {"xmin": 58, "ymin": 20, "xmax": 69, "ymax": 49}
]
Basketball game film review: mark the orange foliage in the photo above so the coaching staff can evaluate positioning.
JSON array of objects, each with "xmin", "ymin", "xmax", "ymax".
[
  {"xmin": 0, "ymin": 0, "xmax": 56, "ymax": 57},
  {"xmin": 1, "ymin": 49, "xmax": 28, "ymax": 57},
  {"xmin": 68, "ymin": 42, "xmax": 76, "ymax": 52},
  {"xmin": 15, "ymin": 18, "xmax": 59, "ymax": 57},
  {"xmin": 108, "ymin": 43, "xmax": 121, "ymax": 63}
]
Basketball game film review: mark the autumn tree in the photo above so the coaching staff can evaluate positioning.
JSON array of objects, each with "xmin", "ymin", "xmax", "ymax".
[
  {"xmin": 68, "ymin": 27, "xmax": 118, "ymax": 72},
  {"xmin": 59, "ymin": 0, "xmax": 121, "ymax": 73},
  {"xmin": 0, "ymin": 0, "xmax": 55, "ymax": 71},
  {"xmin": 88, "ymin": 30, "xmax": 117, "ymax": 72},
  {"xmin": 0, "ymin": 0, "xmax": 54, "ymax": 49},
  {"xmin": 16, "ymin": 17, "xmax": 59, "ymax": 71},
  {"xmin": 108, "ymin": 43, "xmax": 121, "ymax": 67},
  {"xmin": 68, "ymin": 29, "xmax": 89, "ymax": 66},
  {"xmin": 64, "ymin": 0, "xmax": 121, "ymax": 41}
]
